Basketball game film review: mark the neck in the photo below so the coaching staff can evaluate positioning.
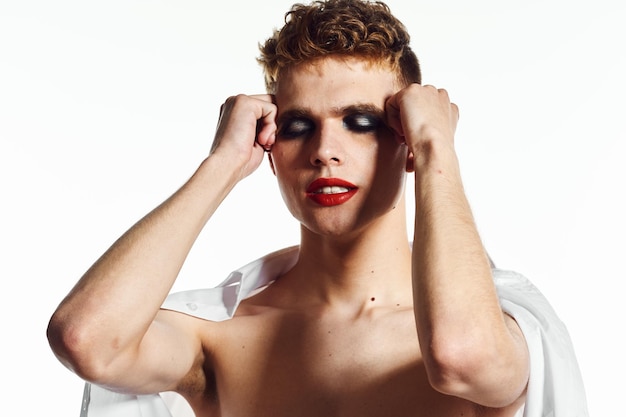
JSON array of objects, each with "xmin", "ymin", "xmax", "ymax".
[{"xmin": 288, "ymin": 206, "xmax": 413, "ymax": 311}]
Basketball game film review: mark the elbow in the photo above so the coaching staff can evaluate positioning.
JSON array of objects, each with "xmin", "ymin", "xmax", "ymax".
[
  {"xmin": 423, "ymin": 337, "xmax": 482, "ymax": 394},
  {"xmin": 423, "ymin": 336, "xmax": 526, "ymax": 408},
  {"xmin": 47, "ymin": 312, "xmax": 114, "ymax": 382}
]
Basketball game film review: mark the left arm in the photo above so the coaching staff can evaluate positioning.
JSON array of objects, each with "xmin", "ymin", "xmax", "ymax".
[{"xmin": 386, "ymin": 84, "xmax": 529, "ymax": 408}]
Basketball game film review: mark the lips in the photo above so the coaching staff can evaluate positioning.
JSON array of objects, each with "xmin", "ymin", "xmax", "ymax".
[{"xmin": 306, "ymin": 178, "xmax": 358, "ymax": 206}]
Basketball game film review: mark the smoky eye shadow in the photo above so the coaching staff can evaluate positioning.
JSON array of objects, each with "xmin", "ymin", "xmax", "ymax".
[
  {"xmin": 278, "ymin": 117, "xmax": 314, "ymax": 138},
  {"xmin": 343, "ymin": 113, "xmax": 382, "ymax": 132}
]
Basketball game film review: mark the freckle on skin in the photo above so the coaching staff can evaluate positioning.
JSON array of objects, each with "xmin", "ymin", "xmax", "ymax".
[{"xmin": 371, "ymin": 297, "xmax": 375, "ymax": 302}]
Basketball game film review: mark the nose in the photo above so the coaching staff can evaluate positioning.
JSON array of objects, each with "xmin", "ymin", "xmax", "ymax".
[{"xmin": 309, "ymin": 124, "xmax": 344, "ymax": 166}]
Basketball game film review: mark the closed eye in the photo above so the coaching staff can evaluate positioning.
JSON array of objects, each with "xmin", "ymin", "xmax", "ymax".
[
  {"xmin": 278, "ymin": 117, "xmax": 314, "ymax": 139},
  {"xmin": 343, "ymin": 113, "xmax": 382, "ymax": 133}
]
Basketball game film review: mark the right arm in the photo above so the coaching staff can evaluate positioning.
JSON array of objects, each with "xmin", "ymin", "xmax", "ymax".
[{"xmin": 47, "ymin": 94, "xmax": 277, "ymax": 394}]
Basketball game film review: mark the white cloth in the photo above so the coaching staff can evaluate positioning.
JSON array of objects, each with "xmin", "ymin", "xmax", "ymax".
[{"xmin": 80, "ymin": 246, "xmax": 588, "ymax": 417}]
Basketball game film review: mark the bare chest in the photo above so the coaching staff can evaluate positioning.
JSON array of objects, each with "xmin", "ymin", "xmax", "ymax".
[{"xmin": 188, "ymin": 310, "xmax": 493, "ymax": 417}]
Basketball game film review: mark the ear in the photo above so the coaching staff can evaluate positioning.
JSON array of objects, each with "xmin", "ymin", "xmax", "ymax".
[
  {"xmin": 405, "ymin": 149, "xmax": 414, "ymax": 173},
  {"xmin": 268, "ymin": 152, "xmax": 276, "ymax": 175}
]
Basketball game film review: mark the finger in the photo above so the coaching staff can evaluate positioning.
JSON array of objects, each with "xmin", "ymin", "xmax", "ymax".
[
  {"xmin": 451, "ymin": 102, "xmax": 459, "ymax": 121},
  {"xmin": 248, "ymin": 93, "xmax": 274, "ymax": 103},
  {"xmin": 256, "ymin": 119, "xmax": 276, "ymax": 150},
  {"xmin": 384, "ymin": 96, "xmax": 405, "ymax": 142},
  {"xmin": 252, "ymin": 97, "xmax": 277, "ymax": 150}
]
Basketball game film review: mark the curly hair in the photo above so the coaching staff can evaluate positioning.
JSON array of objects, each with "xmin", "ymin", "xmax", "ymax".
[{"xmin": 258, "ymin": 0, "xmax": 421, "ymax": 93}]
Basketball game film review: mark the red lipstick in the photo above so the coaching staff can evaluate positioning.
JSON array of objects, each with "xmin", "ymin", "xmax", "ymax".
[{"xmin": 306, "ymin": 178, "xmax": 358, "ymax": 207}]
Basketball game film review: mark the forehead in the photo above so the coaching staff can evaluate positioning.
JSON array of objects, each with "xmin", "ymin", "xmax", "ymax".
[{"xmin": 274, "ymin": 56, "xmax": 399, "ymax": 112}]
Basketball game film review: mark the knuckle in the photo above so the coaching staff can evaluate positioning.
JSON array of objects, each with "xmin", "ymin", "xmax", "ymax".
[{"xmin": 225, "ymin": 94, "xmax": 248, "ymax": 107}]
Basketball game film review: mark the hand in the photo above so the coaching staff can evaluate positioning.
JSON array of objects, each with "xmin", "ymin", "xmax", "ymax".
[
  {"xmin": 210, "ymin": 94, "xmax": 277, "ymax": 179},
  {"xmin": 385, "ymin": 85, "xmax": 459, "ymax": 165}
]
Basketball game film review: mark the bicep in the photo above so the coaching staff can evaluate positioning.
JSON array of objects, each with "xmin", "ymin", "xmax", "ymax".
[
  {"xmin": 504, "ymin": 312, "xmax": 530, "ymax": 383},
  {"xmin": 100, "ymin": 309, "xmax": 206, "ymax": 395},
  {"xmin": 498, "ymin": 313, "xmax": 530, "ymax": 401}
]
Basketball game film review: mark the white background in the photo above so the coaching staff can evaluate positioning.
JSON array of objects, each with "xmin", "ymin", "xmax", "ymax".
[{"xmin": 1, "ymin": 0, "xmax": 624, "ymax": 415}]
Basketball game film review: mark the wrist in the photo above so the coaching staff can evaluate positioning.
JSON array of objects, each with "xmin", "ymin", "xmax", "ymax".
[
  {"xmin": 192, "ymin": 154, "xmax": 242, "ymax": 197},
  {"xmin": 411, "ymin": 139, "xmax": 459, "ymax": 176}
]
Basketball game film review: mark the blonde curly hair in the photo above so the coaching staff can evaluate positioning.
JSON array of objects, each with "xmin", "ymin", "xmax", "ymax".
[{"xmin": 258, "ymin": 0, "xmax": 421, "ymax": 93}]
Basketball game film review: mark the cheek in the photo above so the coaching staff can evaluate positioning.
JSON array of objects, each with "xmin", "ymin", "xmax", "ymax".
[
  {"xmin": 269, "ymin": 147, "xmax": 302, "ymax": 207},
  {"xmin": 369, "ymin": 144, "xmax": 408, "ymax": 196},
  {"xmin": 269, "ymin": 144, "xmax": 296, "ymax": 179}
]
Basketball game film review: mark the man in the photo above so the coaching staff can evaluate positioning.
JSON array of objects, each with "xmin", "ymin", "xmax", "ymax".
[{"xmin": 47, "ymin": 1, "xmax": 587, "ymax": 416}]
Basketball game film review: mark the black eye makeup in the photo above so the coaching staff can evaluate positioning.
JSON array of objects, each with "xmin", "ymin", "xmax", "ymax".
[
  {"xmin": 342, "ymin": 113, "xmax": 383, "ymax": 133},
  {"xmin": 275, "ymin": 104, "xmax": 386, "ymax": 140},
  {"xmin": 278, "ymin": 117, "xmax": 314, "ymax": 139}
]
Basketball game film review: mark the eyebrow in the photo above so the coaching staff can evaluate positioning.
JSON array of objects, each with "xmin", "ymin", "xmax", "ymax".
[
  {"xmin": 339, "ymin": 103, "xmax": 385, "ymax": 119},
  {"xmin": 276, "ymin": 103, "xmax": 386, "ymax": 125}
]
